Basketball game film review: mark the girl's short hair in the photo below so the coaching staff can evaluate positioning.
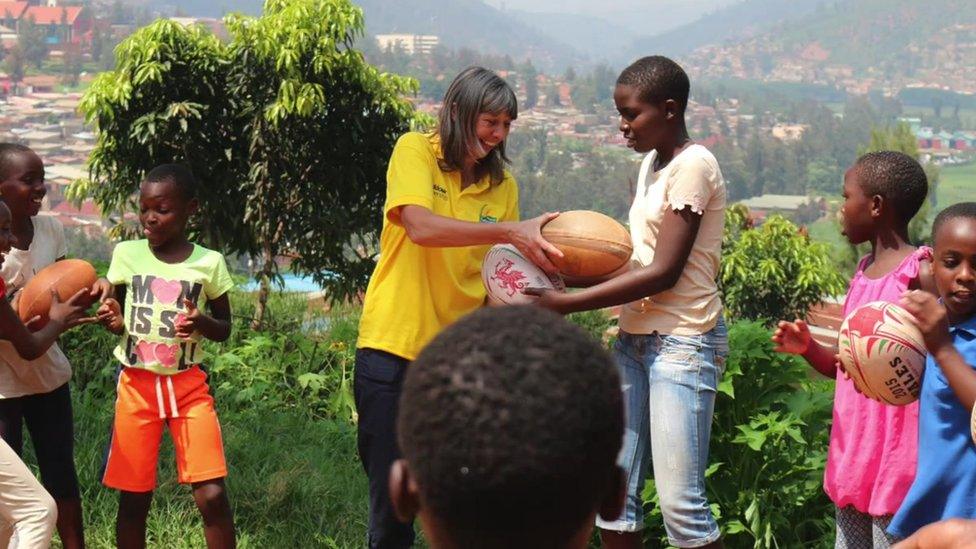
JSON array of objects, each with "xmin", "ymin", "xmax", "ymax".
[
  {"xmin": 436, "ymin": 67, "xmax": 518, "ymax": 185},
  {"xmin": 853, "ymin": 151, "xmax": 928, "ymax": 225}
]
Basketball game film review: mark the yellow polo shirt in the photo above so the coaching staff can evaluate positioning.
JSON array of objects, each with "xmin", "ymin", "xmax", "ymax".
[{"xmin": 357, "ymin": 132, "xmax": 520, "ymax": 360}]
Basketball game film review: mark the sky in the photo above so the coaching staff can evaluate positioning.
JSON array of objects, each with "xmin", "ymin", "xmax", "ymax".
[{"xmin": 482, "ymin": 0, "xmax": 739, "ymax": 35}]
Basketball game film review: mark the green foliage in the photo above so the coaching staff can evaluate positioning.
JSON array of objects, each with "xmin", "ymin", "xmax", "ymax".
[
  {"xmin": 721, "ymin": 213, "xmax": 847, "ymax": 323},
  {"xmin": 566, "ymin": 309, "xmax": 613, "ymax": 343},
  {"xmin": 65, "ymin": 290, "xmax": 359, "ymax": 423},
  {"xmin": 522, "ymin": 61, "xmax": 538, "ymax": 109},
  {"xmin": 78, "ymin": 0, "xmax": 419, "ymax": 325},
  {"xmin": 64, "ymin": 227, "xmax": 114, "ymax": 265},
  {"xmin": 506, "ymin": 129, "xmax": 637, "ymax": 220},
  {"xmin": 65, "ymin": 391, "xmax": 368, "ymax": 547},
  {"xmin": 3, "ymin": 45, "xmax": 25, "ymax": 83},
  {"xmin": 569, "ymin": 63, "xmax": 615, "ymax": 113},
  {"xmin": 60, "ymin": 49, "xmax": 84, "ymax": 87},
  {"xmin": 712, "ymin": 95, "xmax": 891, "ymax": 202},
  {"xmin": 641, "ymin": 321, "xmax": 834, "ymax": 548},
  {"xmin": 17, "ymin": 16, "xmax": 48, "ymax": 69}
]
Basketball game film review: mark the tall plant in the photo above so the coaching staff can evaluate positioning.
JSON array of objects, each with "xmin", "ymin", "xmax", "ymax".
[
  {"xmin": 78, "ymin": 0, "xmax": 419, "ymax": 327},
  {"xmin": 721, "ymin": 212, "xmax": 846, "ymax": 323}
]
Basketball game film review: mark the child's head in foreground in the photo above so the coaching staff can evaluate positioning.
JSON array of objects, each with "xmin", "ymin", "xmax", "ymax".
[
  {"xmin": 930, "ymin": 202, "xmax": 976, "ymax": 323},
  {"xmin": 841, "ymin": 151, "xmax": 928, "ymax": 244},
  {"xmin": 392, "ymin": 306, "xmax": 625, "ymax": 549}
]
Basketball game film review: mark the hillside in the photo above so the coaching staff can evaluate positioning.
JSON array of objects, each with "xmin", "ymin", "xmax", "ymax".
[
  {"xmin": 507, "ymin": 10, "xmax": 636, "ymax": 65},
  {"xmin": 682, "ymin": 0, "xmax": 976, "ymax": 94},
  {"xmin": 354, "ymin": 0, "xmax": 583, "ymax": 71},
  {"xmin": 628, "ymin": 0, "xmax": 827, "ymax": 59}
]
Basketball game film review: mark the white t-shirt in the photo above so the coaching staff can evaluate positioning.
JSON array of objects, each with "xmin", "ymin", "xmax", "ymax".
[
  {"xmin": 618, "ymin": 144, "xmax": 726, "ymax": 336},
  {"xmin": 0, "ymin": 214, "xmax": 72, "ymax": 398}
]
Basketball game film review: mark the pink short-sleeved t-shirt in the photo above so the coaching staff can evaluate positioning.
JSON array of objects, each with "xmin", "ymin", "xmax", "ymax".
[{"xmin": 824, "ymin": 247, "xmax": 931, "ymax": 516}]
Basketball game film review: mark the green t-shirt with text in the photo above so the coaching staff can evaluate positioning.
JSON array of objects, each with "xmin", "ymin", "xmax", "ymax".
[{"xmin": 106, "ymin": 240, "xmax": 234, "ymax": 375}]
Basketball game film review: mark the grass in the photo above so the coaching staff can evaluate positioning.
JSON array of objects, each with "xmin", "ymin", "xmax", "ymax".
[
  {"xmin": 48, "ymin": 389, "xmax": 371, "ymax": 548},
  {"xmin": 935, "ymin": 161, "xmax": 976, "ymax": 208},
  {"xmin": 27, "ymin": 290, "xmax": 385, "ymax": 548}
]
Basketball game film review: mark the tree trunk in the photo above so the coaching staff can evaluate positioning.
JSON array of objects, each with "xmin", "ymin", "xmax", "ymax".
[{"xmin": 251, "ymin": 241, "xmax": 274, "ymax": 331}]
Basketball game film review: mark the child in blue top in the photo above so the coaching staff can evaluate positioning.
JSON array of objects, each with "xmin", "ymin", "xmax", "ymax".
[{"xmin": 891, "ymin": 202, "xmax": 976, "ymax": 537}]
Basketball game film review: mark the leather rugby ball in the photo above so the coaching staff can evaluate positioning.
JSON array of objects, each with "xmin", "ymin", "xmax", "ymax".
[
  {"xmin": 18, "ymin": 259, "xmax": 97, "ymax": 330},
  {"xmin": 541, "ymin": 210, "xmax": 632, "ymax": 278}
]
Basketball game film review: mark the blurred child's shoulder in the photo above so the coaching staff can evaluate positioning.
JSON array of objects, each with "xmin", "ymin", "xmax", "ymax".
[
  {"xmin": 114, "ymin": 239, "xmax": 145, "ymax": 253},
  {"xmin": 33, "ymin": 214, "xmax": 64, "ymax": 233},
  {"xmin": 191, "ymin": 242, "xmax": 226, "ymax": 261}
]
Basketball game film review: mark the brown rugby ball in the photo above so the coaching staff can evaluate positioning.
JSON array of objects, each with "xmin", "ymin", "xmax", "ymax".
[
  {"xmin": 18, "ymin": 259, "xmax": 97, "ymax": 330},
  {"xmin": 541, "ymin": 210, "xmax": 633, "ymax": 277}
]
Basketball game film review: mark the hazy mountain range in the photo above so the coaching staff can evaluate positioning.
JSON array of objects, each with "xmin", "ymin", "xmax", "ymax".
[{"xmin": 146, "ymin": 0, "xmax": 972, "ymax": 83}]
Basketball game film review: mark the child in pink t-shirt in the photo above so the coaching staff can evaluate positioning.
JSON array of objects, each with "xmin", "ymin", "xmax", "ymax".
[{"xmin": 773, "ymin": 151, "xmax": 934, "ymax": 548}]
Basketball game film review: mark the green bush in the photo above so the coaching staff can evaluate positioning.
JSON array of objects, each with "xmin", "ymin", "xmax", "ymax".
[
  {"xmin": 640, "ymin": 320, "xmax": 834, "ymax": 548},
  {"xmin": 64, "ymin": 290, "xmax": 360, "ymax": 423},
  {"xmin": 721, "ymin": 213, "xmax": 847, "ymax": 323},
  {"xmin": 59, "ymin": 290, "xmax": 369, "ymax": 547}
]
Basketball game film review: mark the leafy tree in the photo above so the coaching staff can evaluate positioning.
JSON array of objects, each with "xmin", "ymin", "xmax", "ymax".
[
  {"xmin": 90, "ymin": 24, "xmax": 106, "ymax": 63},
  {"xmin": 78, "ymin": 0, "xmax": 418, "ymax": 328},
  {"xmin": 506, "ymin": 130, "xmax": 634, "ymax": 220},
  {"xmin": 522, "ymin": 61, "xmax": 538, "ymax": 109},
  {"xmin": 60, "ymin": 48, "xmax": 83, "ymax": 87},
  {"xmin": 805, "ymin": 159, "xmax": 841, "ymax": 195},
  {"xmin": 543, "ymin": 81, "xmax": 560, "ymax": 107},
  {"xmin": 3, "ymin": 45, "xmax": 25, "ymax": 85},
  {"xmin": 721, "ymin": 212, "xmax": 847, "ymax": 323},
  {"xmin": 17, "ymin": 16, "xmax": 49, "ymax": 69}
]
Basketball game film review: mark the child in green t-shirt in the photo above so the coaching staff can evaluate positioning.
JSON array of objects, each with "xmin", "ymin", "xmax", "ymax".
[{"xmin": 94, "ymin": 164, "xmax": 236, "ymax": 549}]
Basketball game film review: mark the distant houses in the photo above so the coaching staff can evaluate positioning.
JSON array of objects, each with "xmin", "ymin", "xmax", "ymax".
[
  {"xmin": 0, "ymin": 1, "xmax": 91, "ymax": 48},
  {"xmin": 902, "ymin": 117, "xmax": 974, "ymax": 153}
]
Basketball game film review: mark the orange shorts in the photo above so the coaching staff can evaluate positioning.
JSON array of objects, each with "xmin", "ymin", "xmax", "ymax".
[{"xmin": 102, "ymin": 365, "xmax": 227, "ymax": 492}]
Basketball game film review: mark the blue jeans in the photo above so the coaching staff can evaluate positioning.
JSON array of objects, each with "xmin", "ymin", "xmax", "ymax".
[{"xmin": 596, "ymin": 320, "xmax": 728, "ymax": 548}]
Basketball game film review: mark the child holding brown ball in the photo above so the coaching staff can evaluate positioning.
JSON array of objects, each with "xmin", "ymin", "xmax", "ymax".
[
  {"xmin": 530, "ymin": 56, "xmax": 728, "ymax": 549},
  {"xmin": 0, "ymin": 143, "xmax": 94, "ymax": 548}
]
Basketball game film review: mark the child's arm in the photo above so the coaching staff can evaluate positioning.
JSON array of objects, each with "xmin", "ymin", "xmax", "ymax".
[
  {"xmin": 561, "ymin": 263, "xmax": 632, "ymax": 289},
  {"xmin": 892, "ymin": 518, "xmax": 976, "ymax": 549},
  {"xmin": 528, "ymin": 207, "xmax": 700, "ymax": 313},
  {"xmin": 901, "ymin": 290, "xmax": 976, "ymax": 411},
  {"xmin": 771, "ymin": 319, "xmax": 838, "ymax": 378},
  {"xmin": 175, "ymin": 294, "xmax": 231, "ymax": 343},
  {"xmin": 0, "ymin": 289, "xmax": 93, "ymax": 360},
  {"xmin": 912, "ymin": 257, "xmax": 939, "ymax": 296}
]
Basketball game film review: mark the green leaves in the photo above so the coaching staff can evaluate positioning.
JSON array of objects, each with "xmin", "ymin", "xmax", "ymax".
[
  {"xmin": 78, "ymin": 0, "xmax": 418, "ymax": 319},
  {"xmin": 721, "ymin": 213, "xmax": 847, "ymax": 323}
]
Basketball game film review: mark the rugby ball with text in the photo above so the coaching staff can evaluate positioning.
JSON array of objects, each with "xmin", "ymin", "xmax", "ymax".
[{"xmin": 837, "ymin": 301, "xmax": 927, "ymax": 406}]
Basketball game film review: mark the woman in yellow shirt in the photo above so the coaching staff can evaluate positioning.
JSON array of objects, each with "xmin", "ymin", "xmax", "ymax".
[{"xmin": 355, "ymin": 66, "xmax": 560, "ymax": 548}]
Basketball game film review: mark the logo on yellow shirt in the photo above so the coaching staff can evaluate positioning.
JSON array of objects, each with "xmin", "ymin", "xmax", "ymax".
[
  {"xmin": 479, "ymin": 205, "xmax": 498, "ymax": 223},
  {"xmin": 433, "ymin": 184, "xmax": 448, "ymax": 199}
]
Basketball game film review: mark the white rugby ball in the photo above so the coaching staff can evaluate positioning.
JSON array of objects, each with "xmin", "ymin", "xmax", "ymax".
[
  {"xmin": 482, "ymin": 244, "xmax": 565, "ymax": 305},
  {"xmin": 837, "ymin": 301, "xmax": 927, "ymax": 406}
]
